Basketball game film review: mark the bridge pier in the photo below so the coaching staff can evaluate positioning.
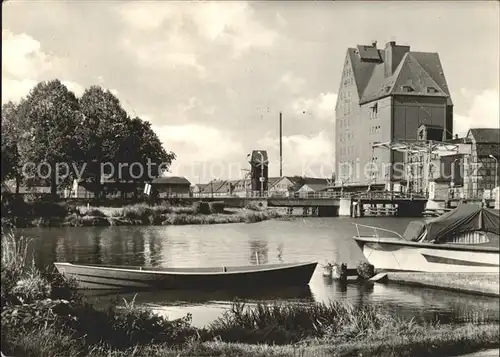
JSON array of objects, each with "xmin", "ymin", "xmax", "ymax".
[
  {"xmin": 339, "ymin": 198, "xmax": 351, "ymax": 216},
  {"xmin": 302, "ymin": 206, "xmax": 310, "ymax": 216},
  {"xmin": 311, "ymin": 207, "xmax": 318, "ymax": 216}
]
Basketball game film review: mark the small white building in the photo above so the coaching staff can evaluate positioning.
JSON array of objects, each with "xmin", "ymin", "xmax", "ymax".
[
  {"xmin": 296, "ymin": 181, "xmax": 329, "ymax": 198},
  {"xmin": 268, "ymin": 176, "xmax": 296, "ymax": 197}
]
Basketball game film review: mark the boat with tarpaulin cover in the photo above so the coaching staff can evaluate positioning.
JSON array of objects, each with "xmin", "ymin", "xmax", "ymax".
[{"xmin": 353, "ymin": 204, "xmax": 499, "ymax": 272}]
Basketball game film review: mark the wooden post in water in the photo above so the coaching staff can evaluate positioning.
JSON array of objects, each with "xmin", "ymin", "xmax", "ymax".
[{"xmin": 331, "ymin": 263, "xmax": 348, "ymax": 283}]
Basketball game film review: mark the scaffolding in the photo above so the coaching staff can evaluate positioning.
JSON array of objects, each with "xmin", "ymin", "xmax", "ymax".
[{"xmin": 372, "ymin": 140, "xmax": 472, "ymax": 195}]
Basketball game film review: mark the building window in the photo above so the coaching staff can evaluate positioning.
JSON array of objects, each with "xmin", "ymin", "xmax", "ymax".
[
  {"xmin": 370, "ymin": 103, "xmax": 378, "ymax": 119},
  {"xmin": 402, "ymin": 85, "xmax": 415, "ymax": 93},
  {"xmin": 343, "ymin": 92, "xmax": 352, "ymax": 116},
  {"xmin": 426, "ymin": 87, "xmax": 438, "ymax": 94}
]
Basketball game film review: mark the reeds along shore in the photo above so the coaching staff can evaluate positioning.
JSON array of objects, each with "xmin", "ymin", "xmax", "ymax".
[
  {"xmin": 1, "ymin": 234, "xmax": 499, "ymax": 357},
  {"xmin": 1, "ymin": 198, "xmax": 282, "ymax": 228}
]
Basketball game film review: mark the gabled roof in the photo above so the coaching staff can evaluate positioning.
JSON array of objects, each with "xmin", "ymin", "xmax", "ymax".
[
  {"xmin": 268, "ymin": 176, "xmax": 297, "ymax": 189},
  {"xmin": 356, "ymin": 49, "xmax": 393, "ymax": 104},
  {"xmin": 231, "ymin": 179, "xmax": 251, "ymax": 192},
  {"xmin": 193, "ymin": 183, "xmax": 208, "ymax": 191},
  {"xmin": 201, "ymin": 180, "xmax": 227, "ymax": 194},
  {"xmin": 152, "ymin": 176, "xmax": 191, "ymax": 185},
  {"xmin": 347, "ymin": 44, "xmax": 452, "ymax": 105},
  {"xmin": 467, "ymin": 128, "xmax": 500, "ymax": 144},
  {"xmin": 390, "ymin": 53, "xmax": 448, "ymax": 98},
  {"xmin": 213, "ymin": 181, "xmax": 232, "ymax": 193},
  {"xmin": 301, "ymin": 183, "xmax": 329, "ymax": 192},
  {"xmin": 268, "ymin": 177, "xmax": 282, "ymax": 187},
  {"xmin": 409, "ymin": 51, "xmax": 452, "ymax": 102},
  {"xmin": 348, "ymin": 48, "xmax": 381, "ymax": 99},
  {"xmin": 302, "ymin": 177, "xmax": 329, "ymax": 185}
]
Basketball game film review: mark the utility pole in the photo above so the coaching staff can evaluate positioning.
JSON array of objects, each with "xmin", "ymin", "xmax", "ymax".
[
  {"xmin": 257, "ymin": 151, "xmax": 265, "ymax": 197},
  {"xmin": 279, "ymin": 111, "xmax": 283, "ymax": 177}
]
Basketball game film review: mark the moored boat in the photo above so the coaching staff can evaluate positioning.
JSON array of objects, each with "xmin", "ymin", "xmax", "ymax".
[
  {"xmin": 353, "ymin": 204, "xmax": 499, "ymax": 273},
  {"xmin": 53, "ymin": 261, "xmax": 318, "ymax": 290}
]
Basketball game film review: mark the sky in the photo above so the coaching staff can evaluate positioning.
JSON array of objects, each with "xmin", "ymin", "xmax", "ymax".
[{"xmin": 2, "ymin": 1, "xmax": 499, "ymax": 184}]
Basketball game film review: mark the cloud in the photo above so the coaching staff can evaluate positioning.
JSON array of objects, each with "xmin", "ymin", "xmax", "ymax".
[
  {"xmin": 118, "ymin": 2, "xmax": 278, "ymax": 60},
  {"xmin": 2, "ymin": 29, "xmax": 53, "ymax": 78},
  {"xmin": 122, "ymin": 36, "xmax": 207, "ymax": 77},
  {"xmin": 280, "ymin": 72, "xmax": 306, "ymax": 94},
  {"xmin": 257, "ymin": 131, "xmax": 334, "ymax": 178},
  {"xmin": 291, "ymin": 92, "xmax": 337, "ymax": 121},
  {"xmin": 151, "ymin": 123, "xmax": 246, "ymax": 182},
  {"xmin": 1, "ymin": 78, "xmax": 36, "ymax": 104},
  {"xmin": 1, "ymin": 29, "xmax": 84, "ymax": 103},
  {"xmin": 454, "ymin": 89, "xmax": 500, "ymax": 136},
  {"xmin": 61, "ymin": 81, "xmax": 85, "ymax": 97}
]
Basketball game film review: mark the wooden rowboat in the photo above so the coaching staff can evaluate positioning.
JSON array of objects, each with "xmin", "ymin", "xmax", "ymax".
[{"xmin": 53, "ymin": 262, "xmax": 318, "ymax": 290}]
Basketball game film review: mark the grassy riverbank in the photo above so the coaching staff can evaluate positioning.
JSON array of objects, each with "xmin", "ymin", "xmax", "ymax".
[
  {"xmin": 1, "ymin": 198, "xmax": 282, "ymax": 228},
  {"xmin": 2, "ymin": 234, "xmax": 499, "ymax": 357}
]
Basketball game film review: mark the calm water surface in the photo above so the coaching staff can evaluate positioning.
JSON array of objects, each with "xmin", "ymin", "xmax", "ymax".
[{"xmin": 18, "ymin": 217, "xmax": 500, "ymax": 327}]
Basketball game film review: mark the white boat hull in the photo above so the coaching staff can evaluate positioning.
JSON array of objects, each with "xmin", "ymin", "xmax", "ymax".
[{"xmin": 355, "ymin": 238, "xmax": 500, "ymax": 273}]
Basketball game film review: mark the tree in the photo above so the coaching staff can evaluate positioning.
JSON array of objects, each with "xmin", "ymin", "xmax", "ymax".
[
  {"xmin": 1, "ymin": 101, "xmax": 20, "ymax": 186},
  {"xmin": 116, "ymin": 117, "xmax": 176, "ymax": 197},
  {"xmin": 17, "ymin": 80, "xmax": 81, "ymax": 197},
  {"xmin": 76, "ymin": 86, "xmax": 131, "ymax": 199}
]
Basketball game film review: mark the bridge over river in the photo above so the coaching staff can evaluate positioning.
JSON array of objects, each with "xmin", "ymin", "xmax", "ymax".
[
  {"xmin": 180, "ymin": 192, "xmax": 495, "ymax": 217},
  {"xmin": 67, "ymin": 192, "xmax": 495, "ymax": 218}
]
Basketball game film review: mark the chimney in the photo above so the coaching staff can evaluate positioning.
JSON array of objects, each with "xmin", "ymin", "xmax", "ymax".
[
  {"xmin": 372, "ymin": 40, "xmax": 377, "ymax": 48},
  {"xmin": 384, "ymin": 41, "xmax": 410, "ymax": 78}
]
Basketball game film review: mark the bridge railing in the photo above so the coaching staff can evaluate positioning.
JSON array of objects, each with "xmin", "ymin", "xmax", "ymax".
[
  {"xmin": 354, "ymin": 223, "xmax": 405, "ymax": 239},
  {"xmin": 267, "ymin": 191, "xmax": 426, "ymax": 200},
  {"xmin": 193, "ymin": 190, "xmax": 428, "ymax": 200},
  {"xmin": 267, "ymin": 191, "xmax": 348, "ymax": 199}
]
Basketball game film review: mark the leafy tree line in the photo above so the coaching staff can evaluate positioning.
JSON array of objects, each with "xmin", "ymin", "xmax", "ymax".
[{"xmin": 1, "ymin": 79, "xmax": 175, "ymax": 198}]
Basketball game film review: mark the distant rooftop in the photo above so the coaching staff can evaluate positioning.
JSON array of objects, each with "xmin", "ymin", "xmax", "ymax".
[
  {"xmin": 468, "ymin": 128, "xmax": 500, "ymax": 144},
  {"xmin": 152, "ymin": 176, "xmax": 191, "ymax": 185}
]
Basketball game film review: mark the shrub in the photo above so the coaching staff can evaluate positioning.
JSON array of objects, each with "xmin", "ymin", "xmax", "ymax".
[
  {"xmin": 245, "ymin": 201, "xmax": 264, "ymax": 211},
  {"xmin": 170, "ymin": 206, "xmax": 195, "ymax": 214},
  {"xmin": 120, "ymin": 204, "xmax": 151, "ymax": 220},
  {"xmin": 10, "ymin": 270, "xmax": 52, "ymax": 304},
  {"xmin": 43, "ymin": 267, "xmax": 80, "ymax": 302},
  {"xmin": 207, "ymin": 300, "xmax": 391, "ymax": 345},
  {"xmin": 1, "ymin": 298, "xmax": 73, "ymax": 331},
  {"xmin": 30, "ymin": 200, "xmax": 68, "ymax": 220},
  {"xmin": 193, "ymin": 201, "xmax": 211, "ymax": 215},
  {"xmin": 1, "ymin": 234, "xmax": 34, "ymax": 306},
  {"xmin": 209, "ymin": 201, "xmax": 225, "ymax": 214},
  {"xmin": 356, "ymin": 262, "xmax": 375, "ymax": 280},
  {"xmin": 85, "ymin": 208, "xmax": 106, "ymax": 217}
]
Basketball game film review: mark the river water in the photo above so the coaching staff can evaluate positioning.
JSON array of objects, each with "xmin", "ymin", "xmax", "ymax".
[{"xmin": 16, "ymin": 217, "xmax": 500, "ymax": 327}]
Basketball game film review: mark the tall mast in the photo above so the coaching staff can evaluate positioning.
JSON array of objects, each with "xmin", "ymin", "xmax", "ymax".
[{"xmin": 279, "ymin": 111, "xmax": 283, "ymax": 177}]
